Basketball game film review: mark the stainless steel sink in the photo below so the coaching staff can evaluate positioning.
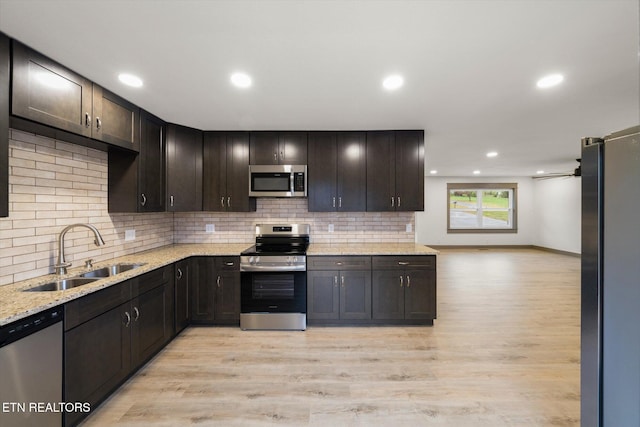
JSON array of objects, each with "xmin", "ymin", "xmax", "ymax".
[
  {"xmin": 80, "ymin": 263, "xmax": 146, "ymax": 278},
  {"xmin": 24, "ymin": 277, "xmax": 99, "ymax": 292}
]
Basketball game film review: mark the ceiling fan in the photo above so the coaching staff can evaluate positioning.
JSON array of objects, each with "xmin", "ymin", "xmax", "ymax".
[{"xmin": 532, "ymin": 159, "xmax": 581, "ymax": 179}]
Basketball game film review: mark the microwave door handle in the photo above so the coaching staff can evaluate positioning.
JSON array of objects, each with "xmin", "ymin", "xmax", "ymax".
[{"xmin": 290, "ymin": 172, "xmax": 295, "ymax": 194}]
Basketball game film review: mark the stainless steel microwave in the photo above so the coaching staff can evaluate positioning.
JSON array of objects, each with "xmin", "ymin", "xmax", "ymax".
[{"xmin": 248, "ymin": 165, "xmax": 307, "ymax": 197}]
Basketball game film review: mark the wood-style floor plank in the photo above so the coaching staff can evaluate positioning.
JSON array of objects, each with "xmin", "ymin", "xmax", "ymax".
[{"xmin": 81, "ymin": 248, "xmax": 580, "ymax": 426}]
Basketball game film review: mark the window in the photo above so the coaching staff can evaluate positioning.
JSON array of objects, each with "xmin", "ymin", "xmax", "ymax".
[{"xmin": 447, "ymin": 183, "xmax": 517, "ymax": 233}]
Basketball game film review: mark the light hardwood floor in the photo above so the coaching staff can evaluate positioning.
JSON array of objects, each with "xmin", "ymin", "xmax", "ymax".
[{"xmin": 81, "ymin": 248, "xmax": 581, "ymax": 426}]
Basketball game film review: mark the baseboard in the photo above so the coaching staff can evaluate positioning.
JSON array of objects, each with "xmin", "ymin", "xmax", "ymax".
[{"xmin": 428, "ymin": 244, "xmax": 581, "ymax": 258}]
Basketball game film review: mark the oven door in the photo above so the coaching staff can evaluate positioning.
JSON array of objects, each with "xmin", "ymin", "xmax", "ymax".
[{"xmin": 241, "ymin": 271, "xmax": 306, "ymax": 313}]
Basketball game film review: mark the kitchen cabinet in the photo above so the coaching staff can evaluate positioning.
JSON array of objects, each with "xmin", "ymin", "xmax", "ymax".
[
  {"xmin": 308, "ymin": 131, "xmax": 366, "ymax": 212},
  {"xmin": 367, "ymin": 130, "xmax": 424, "ymax": 212},
  {"xmin": 174, "ymin": 259, "xmax": 190, "ymax": 334},
  {"xmin": 11, "ymin": 40, "xmax": 140, "ymax": 151},
  {"xmin": 64, "ymin": 265, "xmax": 174, "ymax": 426},
  {"xmin": 108, "ymin": 110, "xmax": 166, "ymax": 212},
  {"xmin": 371, "ymin": 256, "xmax": 436, "ymax": 321},
  {"xmin": 203, "ymin": 131, "xmax": 255, "ymax": 212},
  {"xmin": 307, "ymin": 256, "xmax": 372, "ymax": 321},
  {"xmin": 250, "ymin": 131, "xmax": 307, "ymax": 165},
  {"xmin": 190, "ymin": 256, "xmax": 240, "ymax": 324},
  {"xmin": 166, "ymin": 124, "xmax": 203, "ymax": 211},
  {"xmin": 0, "ymin": 33, "xmax": 9, "ymax": 218}
]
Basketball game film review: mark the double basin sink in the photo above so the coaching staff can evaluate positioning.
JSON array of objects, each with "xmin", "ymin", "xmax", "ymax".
[{"xmin": 25, "ymin": 263, "xmax": 146, "ymax": 292}]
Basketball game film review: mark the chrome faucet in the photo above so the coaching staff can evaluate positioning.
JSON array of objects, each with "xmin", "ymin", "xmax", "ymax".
[{"xmin": 54, "ymin": 223, "xmax": 106, "ymax": 275}]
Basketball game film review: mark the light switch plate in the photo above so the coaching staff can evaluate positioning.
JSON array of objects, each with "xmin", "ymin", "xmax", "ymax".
[
  {"xmin": 125, "ymin": 229, "xmax": 136, "ymax": 241},
  {"xmin": 206, "ymin": 224, "xmax": 215, "ymax": 233},
  {"xmin": 328, "ymin": 224, "xmax": 334, "ymax": 233},
  {"xmin": 406, "ymin": 224, "xmax": 412, "ymax": 233}
]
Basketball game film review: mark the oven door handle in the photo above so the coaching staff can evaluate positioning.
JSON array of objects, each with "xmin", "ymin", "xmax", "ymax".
[{"xmin": 240, "ymin": 264, "xmax": 306, "ymax": 272}]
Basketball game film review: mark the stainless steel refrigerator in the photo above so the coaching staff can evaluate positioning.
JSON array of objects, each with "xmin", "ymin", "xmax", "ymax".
[{"xmin": 581, "ymin": 125, "xmax": 640, "ymax": 427}]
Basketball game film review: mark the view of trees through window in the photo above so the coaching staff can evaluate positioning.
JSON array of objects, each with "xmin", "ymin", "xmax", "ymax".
[{"xmin": 447, "ymin": 184, "xmax": 517, "ymax": 232}]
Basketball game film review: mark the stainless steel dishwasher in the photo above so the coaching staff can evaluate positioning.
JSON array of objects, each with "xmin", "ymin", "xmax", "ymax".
[{"xmin": 0, "ymin": 306, "xmax": 63, "ymax": 427}]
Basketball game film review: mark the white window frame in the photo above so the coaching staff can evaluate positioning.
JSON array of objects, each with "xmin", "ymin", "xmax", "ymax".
[{"xmin": 447, "ymin": 183, "xmax": 518, "ymax": 234}]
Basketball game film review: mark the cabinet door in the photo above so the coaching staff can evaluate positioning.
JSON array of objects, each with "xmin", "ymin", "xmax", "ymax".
[
  {"xmin": 340, "ymin": 270, "xmax": 372, "ymax": 320},
  {"xmin": 92, "ymin": 85, "xmax": 139, "ymax": 150},
  {"xmin": 215, "ymin": 271, "xmax": 240, "ymax": 321},
  {"xmin": 337, "ymin": 131, "xmax": 366, "ymax": 211},
  {"xmin": 166, "ymin": 124, "xmax": 203, "ymax": 211},
  {"xmin": 279, "ymin": 131, "xmax": 307, "ymax": 164},
  {"xmin": 226, "ymin": 132, "xmax": 254, "ymax": 212},
  {"xmin": 174, "ymin": 260, "xmax": 190, "ymax": 333},
  {"xmin": 190, "ymin": 257, "xmax": 215, "ymax": 322},
  {"xmin": 372, "ymin": 270, "xmax": 404, "ymax": 319},
  {"xmin": 249, "ymin": 131, "xmax": 279, "ymax": 164},
  {"xmin": 404, "ymin": 269, "xmax": 436, "ymax": 320},
  {"xmin": 366, "ymin": 131, "xmax": 395, "ymax": 211},
  {"xmin": 139, "ymin": 110, "xmax": 165, "ymax": 212},
  {"xmin": 64, "ymin": 302, "xmax": 131, "ymax": 426},
  {"xmin": 131, "ymin": 282, "xmax": 173, "ymax": 368},
  {"xmin": 12, "ymin": 41, "xmax": 93, "ymax": 138},
  {"xmin": 0, "ymin": 33, "xmax": 9, "ymax": 218},
  {"xmin": 307, "ymin": 271, "xmax": 340, "ymax": 320},
  {"xmin": 308, "ymin": 132, "xmax": 337, "ymax": 212},
  {"xmin": 395, "ymin": 130, "xmax": 424, "ymax": 212},
  {"xmin": 203, "ymin": 131, "xmax": 227, "ymax": 211}
]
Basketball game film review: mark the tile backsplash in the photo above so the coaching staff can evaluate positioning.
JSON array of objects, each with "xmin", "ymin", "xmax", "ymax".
[{"xmin": 1, "ymin": 129, "xmax": 415, "ymax": 286}]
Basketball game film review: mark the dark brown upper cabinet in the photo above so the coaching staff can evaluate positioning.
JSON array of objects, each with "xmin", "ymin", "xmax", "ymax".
[
  {"xmin": 11, "ymin": 40, "xmax": 139, "ymax": 151},
  {"xmin": 166, "ymin": 124, "xmax": 203, "ymax": 212},
  {"xmin": 367, "ymin": 130, "xmax": 424, "ymax": 212},
  {"xmin": 0, "ymin": 33, "xmax": 9, "ymax": 218},
  {"xmin": 308, "ymin": 131, "xmax": 366, "ymax": 212},
  {"xmin": 108, "ymin": 110, "xmax": 165, "ymax": 213},
  {"xmin": 203, "ymin": 131, "xmax": 255, "ymax": 212},
  {"xmin": 249, "ymin": 131, "xmax": 307, "ymax": 165}
]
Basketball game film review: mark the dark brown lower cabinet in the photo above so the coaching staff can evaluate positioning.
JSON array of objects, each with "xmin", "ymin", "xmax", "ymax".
[
  {"xmin": 64, "ymin": 266, "xmax": 174, "ymax": 426},
  {"xmin": 371, "ymin": 256, "xmax": 436, "ymax": 321},
  {"xmin": 190, "ymin": 256, "xmax": 240, "ymax": 324},
  {"xmin": 174, "ymin": 259, "xmax": 190, "ymax": 334}
]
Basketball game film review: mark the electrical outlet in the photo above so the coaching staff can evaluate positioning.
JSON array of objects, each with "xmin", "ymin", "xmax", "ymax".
[
  {"xmin": 405, "ymin": 224, "xmax": 412, "ymax": 233},
  {"xmin": 206, "ymin": 224, "xmax": 215, "ymax": 233},
  {"xmin": 125, "ymin": 229, "xmax": 136, "ymax": 241},
  {"xmin": 328, "ymin": 224, "xmax": 334, "ymax": 233}
]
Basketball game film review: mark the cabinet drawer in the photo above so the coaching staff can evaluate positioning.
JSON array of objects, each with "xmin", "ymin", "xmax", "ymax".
[
  {"xmin": 372, "ymin": 255, "xmax": 435, "ymax": 270},
  {"xmin": 135, "ymin": 265, "xmax": 172, "ymax": 296},
  {"xmin": 308, "ymin": 256, "xmax": 371, "ymax": 271},
  {"xmin": 215, "ymin": 256, "xmax": 240, "ymax": 271},
  {"xmin": 65, "ymin": 281, "xmax": 132, "ymax": 330}
]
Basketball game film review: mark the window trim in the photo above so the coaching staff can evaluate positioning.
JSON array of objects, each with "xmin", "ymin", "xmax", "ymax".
[{"xmin": 447, "ymin": 183, "xmax": 518, "ymax": 234}]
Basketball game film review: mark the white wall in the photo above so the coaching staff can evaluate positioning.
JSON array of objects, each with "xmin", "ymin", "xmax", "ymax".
[
  {"xmin": 415, "ymin": 175, "xmax": 581, "ymax": 254},
  {"xmin": 532, "ymin": 177, "xmax": 581, "ymax": 254}
]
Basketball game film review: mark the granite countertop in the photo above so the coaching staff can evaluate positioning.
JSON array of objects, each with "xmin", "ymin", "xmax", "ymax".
[{"xmin": 0, "ymin": 242, "xmax": 438, "ymax": 326}]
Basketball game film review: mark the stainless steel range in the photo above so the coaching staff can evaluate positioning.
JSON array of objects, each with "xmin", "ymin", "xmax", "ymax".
[{"xmin": 240, "ymin": 224, "xmax": 310, "ymax": 330}]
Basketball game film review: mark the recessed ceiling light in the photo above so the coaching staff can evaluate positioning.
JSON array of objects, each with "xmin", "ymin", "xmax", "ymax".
[
  {"xmin": 536, "ymin": 170, "xmax": 545, "ymax": 174},
  {"xmin": 231, "ymin": 72, "xmax": 252, "ymax": 88},
  {"xmin": 486, "ymin": 151, "xmax": 498, "ymax": 158},
  {"xmin": 118, "ymin": 73, "xmax": 143, "ymax": 88},
  {"xmin": 382, "ymin": 74, "xmax": 404, "ymax": 90},
  {"xmin": 429, "ymin": 170, "xmax": 438, "ymax": 174},
  {"xmin": 473, "ymin": 170, "xmax": 481, "ymax": 175},
  {"xmin": 536, "ymin": 73, "xmax": 564, "ymax": 89}
]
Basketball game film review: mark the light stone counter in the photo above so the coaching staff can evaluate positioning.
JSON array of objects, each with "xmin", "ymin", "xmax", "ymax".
[
  {"xmin": 1, "ymin": 242, "xmax": 438, "ymax": 326},
  {"xmin": 0, "ymin": 243, "xmax": 251, "ymax": 326},
  {"xmin": 307, "ymin": 243, "xmax": 438, "ymax": 256}
]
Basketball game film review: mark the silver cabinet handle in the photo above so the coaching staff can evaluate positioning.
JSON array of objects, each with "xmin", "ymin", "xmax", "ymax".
[
  {"xmin": 123, "ymin": 311, "xmax": 131, "ymax": 327},
  {"xmin": 216, "ymin": 276, "xmax": 221, "ymax": 288},
  {"xmin": 341, "ymin": 275, "xmax": 345, "ymax": 288},
  {"xmin": 170, "ymin": 195, "xmax": 174, "ymax": 207},
  {"xmin": 334, "ymin": 276, "xmax": 338, "ymax": 287},
  {"xmin": 227, "ymin": 196, "xmax": 231, "ymax": 208},
  {"xmin": 96, "ymin": 117, "xmax": 101, "ymax": 130},
  {"xmin": 280, "ymin": 151, "xmax": 284, "ymax": 160},
  {"xmin": 221, "ymin": 196, "xmax": 225, "ymax": 208},
  {"xmin": 391, "ymin": 197, "xmax": 395, "ymax": 207},
  {"xmin": 85, "ymin": 112, "xmax": 91, "ymax": 128},
  {"xmin": 406, "ymin": 275, "xmax": 410, "ymax": 287},
  {"xmin": 338, "ymin": 197, "xmax": 342, "ymax": 208},
  {"xmin": 133, "ymin": 306, "xmax": 140, "ymax": 321},
  {"xmin": 140, "ymin": 193, "xmax": 147, "ymax": 206},
  {"xmin": 397, "ymin": 196, "xmax": 401, "ymax": 207},
  {"xmin": 336, "ymin": 261, "xmax": 343, "ymax": 266},
  {"xmin": 332, "ymin": 197, "xmax": 336, "ymax": 208},
  {"xmin": 400, "ymin": 276, "xmax": 404, "ymax": 287},
  {"xmin": 398, "ymin": 261, "xmax": 410, "ymax": 266},
  {"xmin": 176, "ymin": 268, "xmax": 183, "ymax": 280},
  {"xmin": 225, "ymin": 262, "xmax": 235, "ymax": 266},
  {"xmin": 273, "ymin": 152, "xmax": 277, "ymax": 161}
]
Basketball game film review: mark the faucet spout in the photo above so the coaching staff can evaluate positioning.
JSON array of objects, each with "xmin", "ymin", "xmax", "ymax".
[{"xmin": 55, "ymin": 223, "xmax": 106, "ymax": 275}]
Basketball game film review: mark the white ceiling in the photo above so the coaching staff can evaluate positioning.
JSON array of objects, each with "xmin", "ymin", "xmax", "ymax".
[{"xmin": 0, "ymin": 0, "xmax": 638, "ymax": 177}]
